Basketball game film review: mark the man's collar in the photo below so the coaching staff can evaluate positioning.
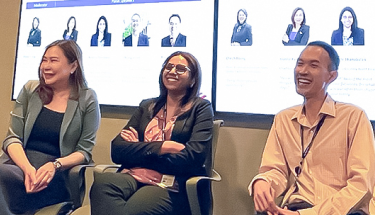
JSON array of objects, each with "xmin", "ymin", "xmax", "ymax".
[{"xmin": 291, "ymin": 94, "xmax": 336, "ymax": 126}]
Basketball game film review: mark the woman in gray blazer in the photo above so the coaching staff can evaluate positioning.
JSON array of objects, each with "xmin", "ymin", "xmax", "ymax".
[{"xmin": 0, "ymin": 40, "xmax": 100, "ymax": 214}]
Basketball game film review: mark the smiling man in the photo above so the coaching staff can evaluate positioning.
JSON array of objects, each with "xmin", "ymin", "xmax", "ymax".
[{"xmin": 248, "ymin": 41, "xmax": 375, "ymax": 215}]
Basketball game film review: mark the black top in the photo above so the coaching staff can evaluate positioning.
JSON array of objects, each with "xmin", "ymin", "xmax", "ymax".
[{"xmin": 26, "ymin": 107, "xmax": 64, "ymax": 157}]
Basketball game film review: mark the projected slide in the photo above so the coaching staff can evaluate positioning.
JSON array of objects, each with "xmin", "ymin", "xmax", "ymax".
[
  {"xmin": 13, "ymin": 0, "xmax": 214, "ymax": 106},
  {"xmin": 216, "ymin": 0, "xmax": 375, "ymax": 120}
]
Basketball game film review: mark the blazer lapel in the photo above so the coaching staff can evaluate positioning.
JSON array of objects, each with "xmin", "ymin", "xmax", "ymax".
[
  {"xmin": 24, "ymin": 93, "xmax": 43, "ymax": 145},
  {"xmin": 172, "ymin": 116, "xmax": 187, "ymax": 137},
  {"xmin": 60, "ymin": 99, "xmax": 78, "ymax": 143}
]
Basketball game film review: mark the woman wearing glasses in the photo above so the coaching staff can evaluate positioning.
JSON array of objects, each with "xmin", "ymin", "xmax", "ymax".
[{"xmin": 90, "ymin": 51, "xmax": 214, "ymax": 215}]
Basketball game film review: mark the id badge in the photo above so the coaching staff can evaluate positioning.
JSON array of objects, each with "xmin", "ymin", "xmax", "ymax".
[{"xmin": 161, "ymin": 175, "xmax": 175, "ymax": 187}]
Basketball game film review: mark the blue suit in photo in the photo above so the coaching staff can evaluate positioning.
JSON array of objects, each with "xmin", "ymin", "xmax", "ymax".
[
  {"xmin": 331, "ymin": 28, "xmax": 364, "ymax": 45},
  {"xmin": 282, "ymin": 24, "xmax": 310, "ymax": 46},
  {"xmin": 123, "ymin": 33, "xmax": 149, "ymax": 46},
  {"xmin": 161, "ymin": 33, "xmax": 186, "ymax": 47}
]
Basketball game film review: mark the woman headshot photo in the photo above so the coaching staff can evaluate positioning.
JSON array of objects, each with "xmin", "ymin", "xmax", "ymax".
[
  {"xmin": 231, "ymin": 8, "xmax": 252, "ymax": 46},
  {"xmin": 63, "ymin": 16, "xmax": 78, "ymax": 42},
  {"xmin": 331, "ymin": 7, "xmax": 364, "ymax": 46},
  {"xmin": 90, "ymin": 51, "xmax": 214, "ymax": 215},
  {"xmin": 282, "ymin": 7, "xmax": 310, "ymax": 46},
  {"xmin": 27, "ymin": 17, "xmax": 41, "ymax": 47},
  {"xmin": 90, "ymin": 16, "xmax": 111, "ymax": 47},
  {"xmin": 0, "ymin": 40, "xmax": 100, "ymax": 215}
]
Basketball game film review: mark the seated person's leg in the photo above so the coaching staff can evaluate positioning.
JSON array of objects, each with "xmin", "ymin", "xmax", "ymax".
[
  {"xmin": 90, "ymin": 172, "xmax": 139, "ymax": 215},
  {"xmin": 124, "ymin": 185, "xmax": 174, "ymax": 215},
  {"xmin": 0, "ymin": 186, "xmax": 12, "ymax": 215},
  {"xmin": 0, "ymin": 163, "xmax": 29, "ymax": 214},
  {"xmin": 0, "ymin": 162, "xmax": 69, "ymax": 214}
]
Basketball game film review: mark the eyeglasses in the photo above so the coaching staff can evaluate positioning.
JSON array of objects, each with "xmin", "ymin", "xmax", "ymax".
[{"xmin": 164, "ymin": 63, "xmax": 190, "ymax": 75}]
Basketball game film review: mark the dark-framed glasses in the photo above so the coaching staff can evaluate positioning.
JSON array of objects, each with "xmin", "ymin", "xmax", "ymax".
[{"xmin": 164, "ymin": 63, "xmax": 190, "ymax": 75}]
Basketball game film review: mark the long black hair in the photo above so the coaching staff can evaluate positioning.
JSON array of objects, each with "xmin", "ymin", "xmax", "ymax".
[
  {"xmin": 152, "ymin": 51, "xmax": 202, "ymax": 116},
  {"xmin": 338, "ymin": 7, "xmax": 358, "ymax": 32},
  {"xmin": 96, "ymin": 16, "xmax": 109, "ymax": 42},
  {"xmin": 67, "ymin": 16, "xmax": 76, "ymax": 32}
]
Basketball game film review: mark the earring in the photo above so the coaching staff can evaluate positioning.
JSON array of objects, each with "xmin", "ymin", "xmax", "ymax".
[{"xmin": 190, "ymin": 83, "xmax": 194, "ymax": 88}]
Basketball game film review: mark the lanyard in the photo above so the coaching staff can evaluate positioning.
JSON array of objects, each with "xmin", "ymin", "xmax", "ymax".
[
  {"xmin": 162, "ymin": 105, "xmax": 167, "ymax": 141},
  {"xmin": 300, "ymin": 114, "xmax": 327, "ymax": 159},
  {"xmin": 295, "ymin": 114, "xmax": 327, "ymax": 176}
]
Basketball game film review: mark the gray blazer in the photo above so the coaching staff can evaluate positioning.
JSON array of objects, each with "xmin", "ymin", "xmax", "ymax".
[{"xmin": 1, "ymin": 80, "xmax": 100, "ymax": 163}]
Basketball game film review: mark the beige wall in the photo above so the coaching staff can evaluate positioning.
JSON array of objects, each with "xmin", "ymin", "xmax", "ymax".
[{"xmin": 0, "ymin": 1, "xmax": 270, "ymax": 214}]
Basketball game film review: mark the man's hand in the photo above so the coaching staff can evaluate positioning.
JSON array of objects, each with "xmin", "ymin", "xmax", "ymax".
[
  {"xmin": 277, "ymin": 206, "xmax": 300, "ymax": 215},
  {"xmin": 252, "ymin": 179, "xmax": 278, "ymax": 215}
]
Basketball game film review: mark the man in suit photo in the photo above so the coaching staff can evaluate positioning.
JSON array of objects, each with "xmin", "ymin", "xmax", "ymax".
[
  {"xmin": 161, "ymin": 14, "xmax": 186, "ymax": 47},
  {"xmin": 124, "ymin": 13, "xmax": 149, "ymax": 47}
]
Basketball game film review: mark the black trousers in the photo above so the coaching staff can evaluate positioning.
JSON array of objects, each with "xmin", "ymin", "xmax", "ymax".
[
  {"xmin": 90, "ymin": 171, "xmax": 192, "ymax": 215},
  {"xmin": 255, "ymin": 201, "xmax": 367, "ymax": 215},
  {"xmin": 0, "ymin": 150, "xmax": 69, "ymax": 214}
]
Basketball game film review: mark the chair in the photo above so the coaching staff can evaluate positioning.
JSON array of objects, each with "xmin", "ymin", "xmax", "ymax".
[
  {"xmin": 186, "ymin": 119, "xmax": 223, "ymax": 215},
  {"xmin": 71, "ymin": 120, "xmax": 223, "ymax": 215},
  {"xmin": 30, "ymin": 164, "xmax": 91, "ymax": 215}
]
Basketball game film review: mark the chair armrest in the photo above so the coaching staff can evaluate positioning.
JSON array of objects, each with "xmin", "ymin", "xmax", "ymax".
[
  {"xmin": 68, "ymin": 164, "xmax": 95, "ymax": 209},
  {"xmin": 94, "ymin": 164, "xmax": 121, "ymax": 173},
  {"xmin": 34, "ymin": 202, "xmax": 73, "ymax": 215},
  {"xmin": 186, "ymin": 169, "xmax": 221, "ymax": 215}
]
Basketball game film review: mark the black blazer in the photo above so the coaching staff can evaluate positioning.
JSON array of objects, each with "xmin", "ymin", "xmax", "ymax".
[
  {"xmin": 123, "ymin": 33, "xmax": 149, "ymax": 46},
  {"xmin": 161, "ymin": 33, "xmax": 186, "ymax": 47},
  {"xmin": 27, "ymin": 29, "xmax": 41, "ymax": 47},
  {"xmin": 90, "ymin": 33, "xmax": 111, "ymax": 46},
  {"xmin": 331, "ymin": 28, "xmax": 364, "ymax": 45},
  {"xmin": 283, "ymin": 24, "xmax": 310, "ymax": 46},
  {"xmin": 111, "ymin": 98, "xmax": 213, "ymax": 180},
  {"xmin": 63, "ymin": 29, "xmax": 78, "ymax": 42}
]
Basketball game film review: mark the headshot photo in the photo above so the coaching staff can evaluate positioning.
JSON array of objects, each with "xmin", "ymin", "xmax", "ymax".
[
  {"xmin": 161, "ymin": 14, "xmax": 186, "ymax": 47},
  {"xmin": 90, "ymin": 16, "xmax": 111, "ymax": 47},
  {"xmin": 27, "ymin": 17, "xmax": 41, "ymax": 47},
  {"xmin": 123, "ymin": 13, "xmax": 149, "ymax": 47},
  {"xmin": 63, "ymin": 16, "xmax": 78, "ymax": 42},
  {"xmin": 282, "ymin": 7, "xmax": 310, "ymax": 46},
  {"xmin": 331, "ymin": 7, "xmax": 364, "ymax": 46},
  {"xmin": 231, "ymin": 8, "xmax": 252, "ymax": 46}
]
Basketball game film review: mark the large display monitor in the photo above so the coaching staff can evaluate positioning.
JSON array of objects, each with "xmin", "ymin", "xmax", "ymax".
[
  {"xmin": 216, "ymin": 0, "xmax": 375, "ymax": 120},
  {"xmin": 13, "ymin": 0, "xmax": 215, "ymax": 106}
]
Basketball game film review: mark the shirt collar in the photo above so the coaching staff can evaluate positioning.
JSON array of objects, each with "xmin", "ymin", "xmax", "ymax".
[{"xmin": 291, "ymin": 94, "xmax": 336, "ymax": 127}]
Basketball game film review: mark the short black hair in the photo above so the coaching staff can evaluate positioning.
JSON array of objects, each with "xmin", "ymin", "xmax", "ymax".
[
  {"xmin": 169, "ymin": 14, "xmax": 181, "ymax": 23},
  {"xmin": 32, "ymin": 17, "xmax": 40, "ymax": 29},
  {"xmin": 307, "ymin": 41, "xmax": 340, "ymax": 71}
]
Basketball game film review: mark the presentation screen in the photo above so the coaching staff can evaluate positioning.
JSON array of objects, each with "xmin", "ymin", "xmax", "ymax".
[
  {"xmin": 13, "ymin": 0, "xmax": 215, "ymax": 106},
  {"xmin": 216, "ymin": 0, "xmax": 375, "ymax": 120}
]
